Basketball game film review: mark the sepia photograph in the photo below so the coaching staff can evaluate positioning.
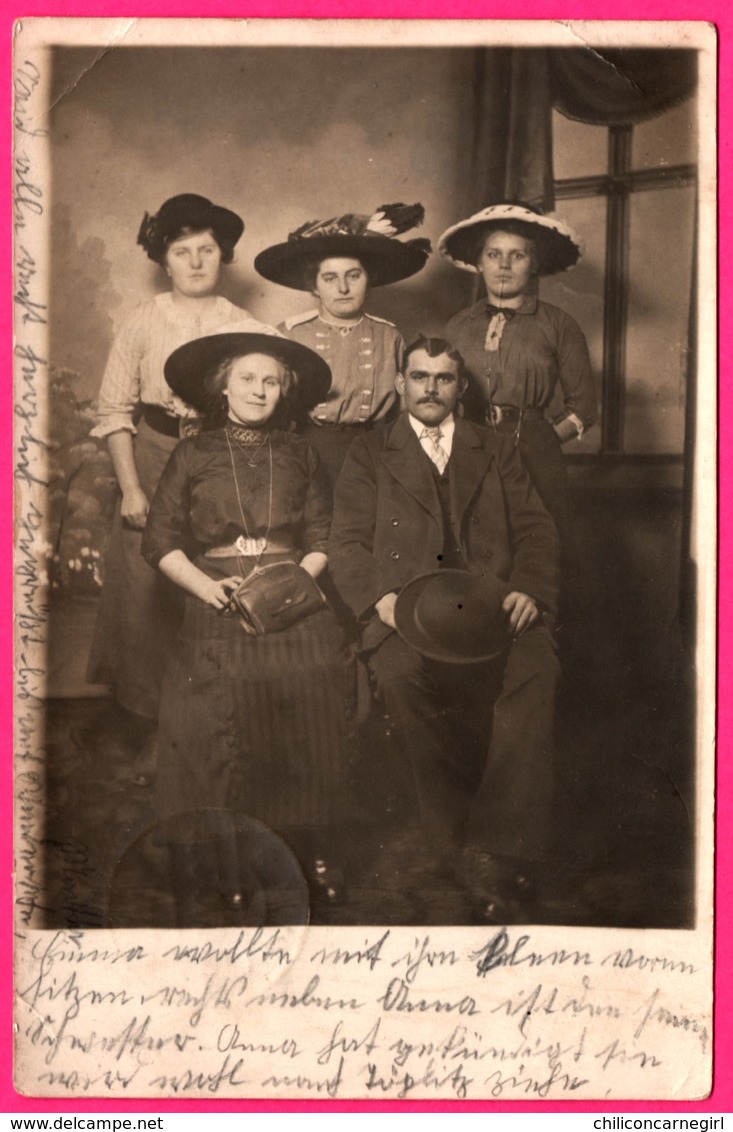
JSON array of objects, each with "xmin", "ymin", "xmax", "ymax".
[{"xmin": 13, "ymin": 17, "xmax": 716, "ymax": 1101}]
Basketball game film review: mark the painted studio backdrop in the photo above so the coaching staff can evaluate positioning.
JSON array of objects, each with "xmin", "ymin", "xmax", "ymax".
[{"xmin": 42, "ymin": 42, "xmax": 700, "ymax": 928}]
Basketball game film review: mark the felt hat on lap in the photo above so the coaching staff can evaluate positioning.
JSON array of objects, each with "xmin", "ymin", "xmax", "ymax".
[{"xmin": 394, "ymin": 569, "xmax": 512, "ymax": 664}]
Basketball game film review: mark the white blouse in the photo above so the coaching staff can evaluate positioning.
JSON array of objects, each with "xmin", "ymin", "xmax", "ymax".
[{"xmin": 91, "ymin": 292, "xmax": 272, "ymax": 438}]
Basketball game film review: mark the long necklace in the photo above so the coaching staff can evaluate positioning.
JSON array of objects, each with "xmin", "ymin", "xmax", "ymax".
[{"xmin": 225, "ymin": 429, "xmax": 273, "ymax": 565}]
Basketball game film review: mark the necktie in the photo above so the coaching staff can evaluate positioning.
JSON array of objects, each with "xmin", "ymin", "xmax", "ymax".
[
  {"xmin": 485, "ymin": 305, "xmax": 516, "ymax": 352},
  {"xmin": 420, "ymin": 426, "xmax": 448, "ymax": 474},
  {"xmin": 486, "ymin": 304, "xmax": 517, "ymax": 320}
]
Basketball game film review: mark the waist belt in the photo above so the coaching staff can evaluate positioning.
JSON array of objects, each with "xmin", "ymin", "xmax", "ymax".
[
  {"xmin": 204, "ymin": 537, "xmax": 297, "ymax": 560},
  {"xmin": 143, "ymin": 404, "xmax": 200, "ymax": 438},
  {"xmin": 488, "ymin": 405, "xmax": 544, "ymax": 426}
]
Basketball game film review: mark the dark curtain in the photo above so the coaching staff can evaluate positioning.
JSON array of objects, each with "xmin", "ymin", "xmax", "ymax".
[
  {"xmin": 468, "ymin": 48, "xmax": 555, "ymax": 212},
  {"xmin": 551, "ymin": 48, "xmax": 698, "ymax": 127},
  {"xmin": 470, "ymin": 47, "xmax": 698, "ymax": 211}
]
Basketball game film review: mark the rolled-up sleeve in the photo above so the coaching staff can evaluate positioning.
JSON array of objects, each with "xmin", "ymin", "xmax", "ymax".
[
  {"xmin": 90, "ymin": 310, "xmax": 145, "ymax": 439},
  {"xmin": 141, "ymin": 441, "xmax": 193, "ymax": 567}
]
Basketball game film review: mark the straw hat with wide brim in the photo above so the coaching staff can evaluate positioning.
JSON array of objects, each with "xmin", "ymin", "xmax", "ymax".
[
  {"xmin": 394, "ymin": 569, "xmax": 512, "ymax": 665},
  {"xmin": 137, "ymin": 194, "xmax": 244, "ymax": 264},
  {"xmin": 164, "ymin": 330, "xmax": 332, "ymax": 414},
  {"xmin": 254, "ymin": 202, "xmax": 432, "ymax": 291},
  {"xmin": 438, "ymin": 201, "xmax": 583, "ymax": 277}
]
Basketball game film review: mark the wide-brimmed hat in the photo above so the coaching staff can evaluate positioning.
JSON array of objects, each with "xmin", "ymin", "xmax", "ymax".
[
  {"xmin": 254, "ymin": 202, "xmax": 432, "ymax": 291},
  {"xmin": 394, "ymin": 569, "xmax": 511, "ymax": 664},
  {"xmin": 137, "ymin": 194, "xmax": 244, "ymax": 264},
  {"xmin": 438, "ymin": 201, "xmax": 583, "ymax": 276},
  {"xmin": 164, "ymin": 328, "xmax": 331, "ymax": 413}
]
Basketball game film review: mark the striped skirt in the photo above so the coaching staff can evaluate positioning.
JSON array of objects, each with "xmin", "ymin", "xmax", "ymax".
[{"xmin": 155, "ymin": 581, "xmax": 354, "ymax": 832}]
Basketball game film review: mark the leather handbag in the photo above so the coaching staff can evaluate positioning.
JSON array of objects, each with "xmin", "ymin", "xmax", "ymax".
[{"xmin": 227, "ymin": 561, "xmax": 326, "ymax": 635}]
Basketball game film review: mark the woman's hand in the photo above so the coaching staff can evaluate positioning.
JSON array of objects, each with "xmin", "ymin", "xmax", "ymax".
[
  {"xmin": 107, "ymin": 433, "xmax": 150, "ymax": 529},
  {"xmin": 120, "ymin": 486, "xmax": 150, "ymax": 530},
  {"xmin": 200, "ymin": 575, "xmax": 241, "ymax": 610},
  {"xmin": 158, "ymin": 551, "xmax": 241, "ymax": 610},
  {"xmin": 553, "ymin": 416, "xmax": 583, "ymax": 443}
]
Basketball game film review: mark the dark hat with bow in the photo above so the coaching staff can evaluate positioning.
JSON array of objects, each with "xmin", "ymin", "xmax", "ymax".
[
  {"xmin": 394, "ymin": 569, "xmax": 512, "ymax": 664},
  {"xmin": 438, "ymin": 201, "xmax": 583, "ymax": 276},
  {"xmin": 137, "ymin": 194, "xmax": 244, "ymax": 264},
  {"xmin": 254, "ymin": 203, "xmax": 432, "ymax": 291},
  {"xmin": 164, "ymin": 327, "xmax": 332, "ymax": 414}
]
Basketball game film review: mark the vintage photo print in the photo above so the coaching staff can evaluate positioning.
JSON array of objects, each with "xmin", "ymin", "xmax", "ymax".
[{"xmin": 13, "ymin": 18, "xmax": 716, "ymax": 1101}]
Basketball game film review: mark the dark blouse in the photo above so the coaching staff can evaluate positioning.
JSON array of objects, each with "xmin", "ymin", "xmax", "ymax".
[
  {"xmin": 444, "ymin": 294, "xmax": 596, "ymax": 430},
  {"xmin": 142, "ymin": 426, "xmax": 331, "ymax": 568}
]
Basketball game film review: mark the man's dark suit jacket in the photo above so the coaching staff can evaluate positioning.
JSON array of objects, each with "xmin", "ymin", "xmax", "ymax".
[{"xmin": 329, "ymin": 413, "xmax": 560, "ymax": 652}]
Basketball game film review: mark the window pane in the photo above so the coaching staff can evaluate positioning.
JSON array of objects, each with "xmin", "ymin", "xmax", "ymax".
[
  {"xmin": 624, "ymin": 186, "xmax": 695, "ymax": 454},
  {"xmin": 632, "ymin": 95, "xmax": 698, "ymax": 170},
  {"xmin": 553, "ymin": 109, "xmax": 607, "ymax": 179},
  {"xmin": 541, "ymin": 196, "xmax": 607, "ymax": 454}
]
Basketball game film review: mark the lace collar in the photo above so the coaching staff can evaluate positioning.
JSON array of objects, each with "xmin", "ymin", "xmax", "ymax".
[{"xmin": 225, "ymin": 421, "xmax": 272, "ymax": 446}]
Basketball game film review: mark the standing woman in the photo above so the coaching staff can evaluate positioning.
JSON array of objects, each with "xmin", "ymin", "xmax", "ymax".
[
  {"xmin": 141, "ymin": 332, "xmax": 352, "ymax": 912},
  {"xmin": 88, "ymin": 194, "xmax": 271, "ymax": 776},
  {"xmin": 439, "ymin": 202, "xmax": 596, "ymax": 553},
  {"xmin": 255, "ymin": 203, "xmax": 431, "ymax": 486}
]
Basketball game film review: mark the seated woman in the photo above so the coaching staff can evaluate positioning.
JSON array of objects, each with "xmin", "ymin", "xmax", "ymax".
[
  {"xmin": 141, "ymin": 331, "xmax": 353, "ymax": 919},
  {"xmin": 254, "ymin": 203, "xmax": 431, "ymax": 485},
  {"xmin": 438, "ymin": 201, "xmax": 596, "ymax": 554}
]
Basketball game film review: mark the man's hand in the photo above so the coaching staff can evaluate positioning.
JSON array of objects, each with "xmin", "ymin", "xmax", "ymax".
[
  {"xmin": 375, "ymin": 591, "xmax": 399, "ymax": 629},
  {"xmin": 503, "ymin": 591, "xmax": 539, "ymax": 637},
  {"xmin": 120, "ymin": 486, "xmax": 150, "ymax": 530}
]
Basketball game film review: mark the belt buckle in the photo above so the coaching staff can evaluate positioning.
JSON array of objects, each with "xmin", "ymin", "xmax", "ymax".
[
  {"xmin": 489, "ymin": 405, "xmax": 503, "ymax": 425},
  {"xmin": 179, "ymin": 417, "xmax": 201, "ymax": 439},
  {"xmin": 235, "ymin": 535, "xmax": 267, "ymax": 557}
]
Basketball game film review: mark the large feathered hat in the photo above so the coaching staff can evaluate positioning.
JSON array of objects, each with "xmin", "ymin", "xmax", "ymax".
[
  {"xmin": 438, "ymin": 201, "xmax": 583, "ymax": 276},
  {"xmin": 254, "ymin": 203, "xmax": 432, "ymax": 290},
  {"xmin": 137, "ymin": 194, "xmax": 244, "ymax": 264}
]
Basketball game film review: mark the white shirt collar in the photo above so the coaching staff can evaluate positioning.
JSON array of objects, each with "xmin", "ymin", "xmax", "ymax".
[
  {"xmin": 408, "ymin": 412, "xmax": 455, "ymax": 439},
  {"xmin": 408, "ymin": 412, "xmax": 455, "ymax": 456}
]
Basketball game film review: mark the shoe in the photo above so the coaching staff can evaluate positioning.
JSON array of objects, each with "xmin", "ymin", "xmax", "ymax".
[
  {"xmin": 464, "ymin": 852, "xmax": 537, "ymax": 925},
  {"xmin": 307, "ymin": 856, "xmax": 347, "ymax": 907}
]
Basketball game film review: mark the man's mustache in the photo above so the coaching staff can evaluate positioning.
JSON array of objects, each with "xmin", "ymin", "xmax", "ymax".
[{"xmin": 418, "ymin": 395, "xmax": 443, "ymax": 404}]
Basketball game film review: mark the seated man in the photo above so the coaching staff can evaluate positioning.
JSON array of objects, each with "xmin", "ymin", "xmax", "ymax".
[{"xmin": 328, "ymin": 336, "xmax": 561, "ymax": 923}]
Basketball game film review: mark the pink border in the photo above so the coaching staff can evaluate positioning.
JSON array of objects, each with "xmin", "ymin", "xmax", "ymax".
[{"xmin": 3, "ymin": 2, "xmax": 726, "ymax": 1114}]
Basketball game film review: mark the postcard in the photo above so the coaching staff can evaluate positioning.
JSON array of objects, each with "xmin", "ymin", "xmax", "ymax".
[{"xmin": 13, "ymin": 17, "xmax": 716, "ymax": 1101}]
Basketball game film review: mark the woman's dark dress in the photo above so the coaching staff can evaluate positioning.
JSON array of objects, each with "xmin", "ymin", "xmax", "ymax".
[
  {"xmin": 142, "ymin": 424, "xmax": 352, "ymax": 830},
  {"xmin": 444, "ymin": 293, "xmax": 596, "ymax": 547}
]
